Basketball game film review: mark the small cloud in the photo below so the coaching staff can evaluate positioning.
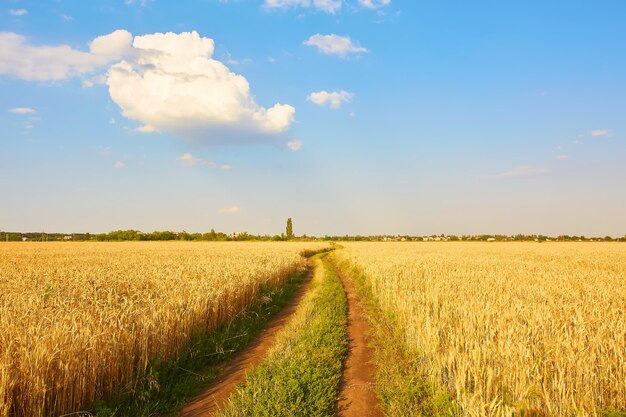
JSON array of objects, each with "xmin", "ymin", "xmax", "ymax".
[
  {"xmin": 135, "ymin": 125, "xmax": 159, "ymax": 133},
  {"xmin": 82, "ymin": 75, "xmax": 106, "ymax": 88},
  {"xmin": 493, "ymin": 165, "xmax": 549, "ymax": 179},
  {"xmin": 125, "ymin": 0, "xmax": 153, "ymax": 6},
  {"xmin": 113, "ymin": 161, "xmax": 126, "ymax": 169},
  {"xmin": 9, "ymin": 9, "xmax": 28, "ymax": 17},
  {"xmin": 177, "ymin": 153, "xmax": 231, "ymax": 169},
  {"xmin": 177, "ymin": 152, "xmax": 207, "ymax": 167},
  {"xmin": 110, "ymin": 118, "xmax": 116, "ymax": 124},
  {"xmin": 264, "ymin": 0, "xmax": 342, "ymax": 14},
  {"xmin": 590, "ymin": 129, "xmax": 612, "ymax": 138},
  {"xmin": 268, "ymin": 56, "xmax": 276, "ymax": 63},
  {"xmin": 219, "ymin": 205, "xmax": 240, "ymax": 214},
  {"xmin": 61, "ymin": 14, "xmax": 73, "ymax": 21},
  {"xmin": 96, "ymin": 146, "xmax": 113, "ymax": 156},
  {"xmin": 307, "ymin": 90, "xmax": 353, "ymax": 109},
  {"xmin": 304, "ymin": 34, "xmax": 368, "ymax": 58},
  {"xmin": 287, "ymin": 139, "xmax": 303, "ymax": 151},
  {"xmin": 359, "ymin": 0, "xmax": 390, "ymax": 9},
  {"xmin": 571, "ymin": 140, "xmax": 583, "ymax": 145},
  {"xmin": 9, "ymin": 107, "xmax": 36, "ymax": 114},
  {"xmin": 555, "ymin": 155, "xmax": 569, "ymax": 160},
  {"xmin": 349, "ymin": 111, "xmax": 356, "ymax": 117}
]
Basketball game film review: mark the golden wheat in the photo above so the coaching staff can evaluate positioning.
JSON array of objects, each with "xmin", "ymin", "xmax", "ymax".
[
  {"xmin": 0, "ymin": 241, "xmax": 325, "ymax": 417},
  {"xmin": 335, "ymin": 242, "xmax": 626, "ymax": 417}
]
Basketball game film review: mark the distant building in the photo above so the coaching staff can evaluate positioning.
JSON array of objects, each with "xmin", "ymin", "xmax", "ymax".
[
  {"xmin": 22, "ymin": 237, "xmax": 29, "ymax": 242},
  {"xmin": 63, "ymin": 235, "xmax": 73, "ymax": 241}
]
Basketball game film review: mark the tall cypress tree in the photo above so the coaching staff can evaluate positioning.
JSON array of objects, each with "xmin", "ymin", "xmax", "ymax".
[{"xmin": 286, "ymin": 218, "xmax": 293, "ymax": 240}]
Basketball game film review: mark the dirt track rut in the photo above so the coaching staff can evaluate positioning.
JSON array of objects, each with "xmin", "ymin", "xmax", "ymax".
[
  {"xmin": 179, "ymin": 266, "xmax": 314, "ymax": 417},
  {"xmin": 329, "ymin": 260, "xmax": 384, "ymax": 417}
]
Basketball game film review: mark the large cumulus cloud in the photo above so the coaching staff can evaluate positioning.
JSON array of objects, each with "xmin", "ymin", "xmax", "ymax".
[
  {"xmin": 0, "ymin": 30, "xmax": 295, "ymax": 144},
  {"xmin": 107, "ymin": 31, "xmax": 295, "ymax": 142}
]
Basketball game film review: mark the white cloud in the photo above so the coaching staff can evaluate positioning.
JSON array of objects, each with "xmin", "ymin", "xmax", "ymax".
[
  {"xmin": 134, "ymin": 125, "xmax": 159, "ymax": 133},
  {"xmin": 590, "ymin": 129, "xmax": 612, "ymax": 138},
  {"xmin": 96, "ymin": 146, "xmax": 113, "ymax": 155},
  {"xmin": 9, "ymin": 107, "xmax": 36, "ymax": 114},
  {"xmin": 125, "ymin": 0, "xmax": 153, "ymax": 6},
  {"xmin": 493, "ymin": 166, "xmax": 549, "ymax": 179},
  {"xmin": 359, "ymin": 0, "xmax": 390, "ymax": 9},
  {"xmin": 106, "ymin": 31, "xmax": 295, "ymax": 142},
  {"xmin": 264, "ymin": 0, "xmax": 342, "ymax": 14},
  {"xmin": 287, "ymin": 139, "xmax": 304, "ymax": 151},
  {"xmin": 307, "ymin": 90, "xmax": 353, "ymax": 109},
  {"xmin": 555, "ymin": 155, "xmax": 569, "ymax": 160},
  {"xmin": 177, "ymin": 152, "xmax": 207, "ymax": 167},
  {"xmin": 61, "ymin": 14, "xmax": 73, "ymax": 21},
  {"xmin": 113, "ymin": 161, "xmax": 126, "ymax": 169},
  {"xmin": 1, "ymin": 30, "xmax": 295, "ymax": 144},
  {"xmin": 177, "ymin": 153, "xmax": 232, "ymax": 169},
  {"xmin": 82, "ymin": 75, "xmax": 107, "ymax": 88},
  {"xmin": 304, "ymin": 34, "xmax": 367, "ymax": 57},
  {"xmin": 9, "ymin": 9, "xmax": 28, "ymax": 17},
  {"xmin": 219, "ymin": 206, "xmax": 240, "ymax": 214},
  {"xmin": 0, "ymin": 30, "xmax": 132, "ymax": 81}
]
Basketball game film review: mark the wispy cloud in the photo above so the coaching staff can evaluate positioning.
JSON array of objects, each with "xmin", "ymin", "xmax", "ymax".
[
  {"xmin": 0, "ymin": 30, "xmax": 133, "ymax": 81},
  {"xmin": 177, "ymin": 153, "xmax": 232, "ymax": 169},
  {"xmin": 218, "ymin": 206, "xmax": 240, "ymax": 214},
  {"xmin": 304, "ymin": 34, "xmax": 368, "ymax": 58},
  {"xmin": 96, "ymin": 146, "xmax": 113, "ymax": 156},
  {"xmin": 124, "ymin": 0, "xmax": 153, "ymax": 6},
  {"xmin": 308, "ymin": 90, "xmax": 353, "ymax": 109},
  {"xmin": 9, "ymin": 9, "xmax": 28, "ymax": 17},
  {"xmin": 359, "ymin": 0, "xmax": 390, "ymax": 9},
  {"xmin": 177, "ymin": 153, "xmax": 206, "ymax": 167},
  {"xmin": 113, "ymin": 161, "xmax": 126, "ymax": 169},
  {"xmin": 8, "ymin": 107, "xmax": 36, "ymax": 114},
  {"xmin": 493, "ymin": 165, "xmax": 549, "ymax": 179},
  {"xmin": 264, "ymin": 0, "xmax": 342, "ymax": 14},
  {"xmin": 555, "ymin": 155, "xmax": 569, "ymax": 160},
  {"xmin": 287, "ymin": 139, "xmax": 304, "ymax": 151},
  {"xmin": 590, "ymin": 129, "xmax": 612, "ymax": 138}
]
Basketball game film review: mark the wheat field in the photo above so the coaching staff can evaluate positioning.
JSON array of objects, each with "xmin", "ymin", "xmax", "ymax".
[
  {"xmin": 0, "ymin": 241, "xmax": 325, "ymax": 417},
  {"xmin": 335, "ymin": 242, "xmax": 626, "ymax": 417}
]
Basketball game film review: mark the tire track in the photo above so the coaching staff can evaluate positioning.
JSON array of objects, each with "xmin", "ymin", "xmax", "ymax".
[
  {"xmin": 179, "ymin": 263, "xmax": 314, "ymax": 417},
  {"xmin": 327, "ymin": 260, "xmax": 384, "ymax": 417}
]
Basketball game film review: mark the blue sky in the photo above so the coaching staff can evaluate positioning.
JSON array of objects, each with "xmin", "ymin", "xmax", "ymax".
[{"xmin": 1, "ymin": 0, "xmax": 625, "ymax": 236}]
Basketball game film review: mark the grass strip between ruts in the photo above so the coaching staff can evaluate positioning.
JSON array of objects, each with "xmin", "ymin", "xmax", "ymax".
[{"xmin": 218, "ymin": 254, "xmax": 348, "ymax": 417}]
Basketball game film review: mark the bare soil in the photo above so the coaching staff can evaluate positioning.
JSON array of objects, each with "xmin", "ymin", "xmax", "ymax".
[
  {"xmin": 178, "ymin": 265, "xmax": 314, "ymax": 417},
  {"xmin": 330, "ymin": 261, "xmax": 384, "ymax": 417}
]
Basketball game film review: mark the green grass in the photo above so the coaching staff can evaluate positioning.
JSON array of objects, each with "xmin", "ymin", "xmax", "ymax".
[
  {"xmin": 599, "ymin": 407, "xmax": 626, "ymax": 417},
  {"xmin": 218, "ymin": 255, "xmax": 348, "ymax": 417},
  {"xmin": 91, "ymin": 267, "xmax": 310, "ymax": 417},
  {"xmin": 328, "ymin": 253, "xmax": 460, "ymax": 417}
]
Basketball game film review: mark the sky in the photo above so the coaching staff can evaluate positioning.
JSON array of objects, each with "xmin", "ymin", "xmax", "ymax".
[{"xmin": 1, "ymin": 0, "xmax": 625, "ymax": 237}]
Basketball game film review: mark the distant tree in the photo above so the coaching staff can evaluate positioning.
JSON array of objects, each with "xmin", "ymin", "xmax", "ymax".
[{"xmin": 286, "ymin": 218, "xmax": 294, "ymax": 240}]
